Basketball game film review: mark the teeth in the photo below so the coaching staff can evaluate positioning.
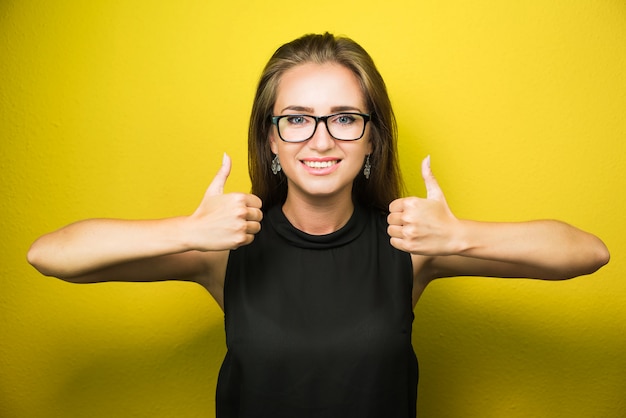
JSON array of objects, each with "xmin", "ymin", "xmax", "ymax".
[{"xmin": 304, "ymin": 160, "xmax": 337, "ymax": 168}]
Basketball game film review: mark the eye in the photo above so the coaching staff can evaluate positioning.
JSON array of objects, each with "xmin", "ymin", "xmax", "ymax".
[
  {"xmin": 285, "ymin": 115, "xmax": 310, "ymax": 126},
  {"xmin": 333, "ymin": 114, "xmax": 357, "ymax": 125}
]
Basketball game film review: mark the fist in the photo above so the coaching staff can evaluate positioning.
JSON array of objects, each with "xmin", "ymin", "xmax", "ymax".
[
  {"xmin": 188, "ymin": 154, "xmax": 263, "ymax": 251},
  {"xmin": 387, "ymin": 156, "xmax": 460, "ymax": 255}
]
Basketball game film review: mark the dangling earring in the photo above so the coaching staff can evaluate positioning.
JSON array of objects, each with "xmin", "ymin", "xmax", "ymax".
[
  {"xmin": 271, "ymin": 154, "xmax": 282, "ymax": 175},
  {"xmin": 363, "ymin": 154, "xmax": 371, "ymax": 179}
]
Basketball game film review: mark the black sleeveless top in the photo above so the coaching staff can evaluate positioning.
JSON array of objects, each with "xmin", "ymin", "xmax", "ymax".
[{"xmin": 217, "ymin": 204, "xmax": 418, "ymax": 417}]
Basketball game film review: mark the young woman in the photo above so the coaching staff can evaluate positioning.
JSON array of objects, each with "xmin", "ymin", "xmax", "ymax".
[{"xmin": 28, "ymin": 33, "xmax": 609, "ymax": 417}]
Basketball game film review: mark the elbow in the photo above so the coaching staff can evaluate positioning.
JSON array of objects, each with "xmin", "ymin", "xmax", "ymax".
[
  {"xmin": 546, "ymin": 237, "xmax": 610, "ymax": 281},
  {"xmin": 27, "ymin": 238, "xmax": 65, "ymax": 278},
  {"xmin": 590, "ymin": 238, "xmax": 610, "ymax": 273},
  {"xmin": 27, "ymin": 239, "xmax": 103, "ymax": 283},
  {"xmin": 564, "ymin": 237, "xmax": 610, "ymax": 280},
  {"xmin": 27, "ymin": 240, "xmax": 52, "ymax": 276}
]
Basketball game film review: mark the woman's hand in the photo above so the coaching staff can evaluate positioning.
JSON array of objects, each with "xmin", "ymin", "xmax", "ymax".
[
  {"xmin": 185, "ymin": 153, "xmax": 263, "ymax": 251},
  {"xmin": 387, "ymin": 156, "xmax": 464, "ymax": 256}
]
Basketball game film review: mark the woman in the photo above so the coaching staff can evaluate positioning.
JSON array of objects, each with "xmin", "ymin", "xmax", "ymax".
[{"xmin": 28, "ymin": 33, "xmax": 609, "ymax": 417}]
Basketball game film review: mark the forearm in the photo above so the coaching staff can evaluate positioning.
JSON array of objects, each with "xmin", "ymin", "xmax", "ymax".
[
  {"xmin": 27, "ymin": 217, "xmax": 193, "ymax": 278},
  {"xmin": 453, "ymin": 219, "xmax": 610, "ymax": 279}
]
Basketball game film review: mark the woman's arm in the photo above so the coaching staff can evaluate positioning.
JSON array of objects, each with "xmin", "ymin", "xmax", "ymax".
[
  {"xmin": 388, "ymin": 156, "xmax": 610, "ymax": 282},
  {"xmin": 28, "ymin": 216, "xmax": 195, "ymax": 279},
  {"xmin": 424, "ymin": 219, "xmax": 609, "ymax": 280},
  {"xmin": 27, "ymin": 154, "xmax": 262, "ymax": 283}
]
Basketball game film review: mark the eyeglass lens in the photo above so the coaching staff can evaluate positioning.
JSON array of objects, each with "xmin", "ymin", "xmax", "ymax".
[{"xmin": 277, "ymin": 113, "xmax": 366, "ymax": 142}]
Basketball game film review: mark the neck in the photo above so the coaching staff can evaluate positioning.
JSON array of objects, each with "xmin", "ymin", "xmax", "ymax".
[{"xmin": 282, "ymin": 193, "xmax": 355, "ymax": 235}]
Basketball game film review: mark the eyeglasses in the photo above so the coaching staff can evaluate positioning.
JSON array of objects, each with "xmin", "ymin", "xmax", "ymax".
[{"xmin": 270, "ymin": 112, "xmax": 371, "ymax": 143}]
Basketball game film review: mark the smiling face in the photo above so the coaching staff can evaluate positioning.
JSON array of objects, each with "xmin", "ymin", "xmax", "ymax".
[{"xmin": 270, "ymin": 62, "xmax": 373, "ymax": 205}]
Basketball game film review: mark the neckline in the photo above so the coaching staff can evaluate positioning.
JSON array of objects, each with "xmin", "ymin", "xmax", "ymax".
[{"xmin": 267, "ymin": 204, "xmax": 368, "ymax": 249}]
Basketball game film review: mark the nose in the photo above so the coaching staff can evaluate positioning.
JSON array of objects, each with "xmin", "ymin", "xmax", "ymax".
[{"xmin": 308, "ymin": 119, "xmax": 335, "ymax": 151}]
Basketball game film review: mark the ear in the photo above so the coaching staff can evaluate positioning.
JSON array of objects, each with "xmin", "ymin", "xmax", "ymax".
[
  {"xmin": 269, "ymin": 131, "xmax": 279, "ymax": 154},
  {"xmin": 365, "ymin": 135, "xmax": 373, "ymax": 155}
]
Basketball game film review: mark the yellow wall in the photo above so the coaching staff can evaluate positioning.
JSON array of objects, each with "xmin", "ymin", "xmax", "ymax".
[{"xmin": 1, "ymin": 1, "xmax": 624, "ymax": 417}]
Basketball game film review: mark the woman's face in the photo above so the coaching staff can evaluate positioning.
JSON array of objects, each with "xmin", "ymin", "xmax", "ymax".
[{"xmin": 270, "ymin": 62, "xmax": 372, "ymax": 202}]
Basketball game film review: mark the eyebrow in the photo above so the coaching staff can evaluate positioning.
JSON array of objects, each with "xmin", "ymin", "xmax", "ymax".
[{"xmin": 279, "ymin": 105, "xmax": 364, "ymax": 114}]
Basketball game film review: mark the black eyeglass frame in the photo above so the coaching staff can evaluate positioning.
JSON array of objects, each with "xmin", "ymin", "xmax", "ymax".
[{"xmin": 270, "ymin": 112, "xmax": 372, "ymax": 143}]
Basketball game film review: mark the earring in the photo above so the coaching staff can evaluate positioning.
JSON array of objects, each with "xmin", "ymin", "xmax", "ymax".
[
  {"xmin": 271, "ymin": 154, "xmax": 282, "ymax": 175},
  {"xmin": 363, "ymin": 154, "xmax": 371, "ymax": 179}
]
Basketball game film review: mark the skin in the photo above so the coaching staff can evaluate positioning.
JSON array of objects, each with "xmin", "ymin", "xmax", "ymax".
[
  {"xmin": 269, "ymin": 63, "xmax": 372, "ymax": 234},
  {"xmin": 27, "ymin": 62, "xmax": 610, "ymax": 311}
]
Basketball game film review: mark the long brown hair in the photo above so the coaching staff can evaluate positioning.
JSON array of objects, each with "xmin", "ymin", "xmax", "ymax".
[{"xmin": 248, "ymin": 33, "xmax": 405, "ymax": 212}]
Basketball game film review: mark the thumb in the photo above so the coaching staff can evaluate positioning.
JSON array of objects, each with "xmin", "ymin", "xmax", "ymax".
[
  {"xmin": 421, "ymin": 155, "xmax": 445, "ymax": 201},
  {"xmin": 206, "ymin": 153, "xmax": 231, "ymax": 196}
]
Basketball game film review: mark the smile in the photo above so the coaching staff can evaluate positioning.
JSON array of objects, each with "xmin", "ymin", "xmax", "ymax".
[{"xmin": 302, "ymin": 160, "xmax": 339, "ymax": 169}]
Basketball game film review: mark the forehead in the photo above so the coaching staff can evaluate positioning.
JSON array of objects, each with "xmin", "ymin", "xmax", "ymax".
[{"xmin": 274, "ymin": 62, "xmax": 366, "ymax": 112}]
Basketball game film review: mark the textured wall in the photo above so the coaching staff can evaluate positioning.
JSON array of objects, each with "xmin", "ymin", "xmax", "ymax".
[{"xmin": 1, "ymin": 1, "xmax": 624, "ymax": 417}]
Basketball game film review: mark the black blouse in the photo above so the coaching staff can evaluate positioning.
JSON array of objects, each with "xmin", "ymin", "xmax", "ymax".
[{"xmin": 217, "ymin": 204, "xmax": 417, "ymax": 417}]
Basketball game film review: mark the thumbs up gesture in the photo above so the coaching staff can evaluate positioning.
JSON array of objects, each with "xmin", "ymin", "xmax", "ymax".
[
  {"xmin": 387, "ymin": 156, "xmax": 461, "ymax": 255},
  {"xmin": 187, "ymin": 154, "xmax": 263, "ymax": 251}
]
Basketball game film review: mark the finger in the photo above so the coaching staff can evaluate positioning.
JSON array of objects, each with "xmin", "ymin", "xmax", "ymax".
[
  {"xmin": 389, "ymin": 237, "xmax": 408, "ymax": 253},
  {"xmin": 206, "ymin": 153, "xmax": 232, "ymax": 196},
  {"xmin": 245, "ymin": 193, "xmax": 263, "ymax": 209},
  {"xmin": 387, "ymin": 212, "xmax": 404, "ymax": 227},
  {"xmin": 422, "ymin": 155, "xmax": 445, "ymax": 201},
  {"xmin": 246, "ymin": 220, "xmax": 262, "ymax": 235},
  {"xmin": 388, "ymin": 198, "xmax": 405, "ymax": 214},
  {"xmin": 246, "ymin": 207, "xmax": 264, "ymax": 223},
  {"xmin": 387, "ymin": 224, "xmax": 404, "ymax": 239}
]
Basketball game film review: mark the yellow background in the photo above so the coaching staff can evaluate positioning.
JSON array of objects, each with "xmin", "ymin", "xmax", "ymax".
[{"xmin": 1, "ymin": 1, "xmax": 624, "ymax": 417}]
